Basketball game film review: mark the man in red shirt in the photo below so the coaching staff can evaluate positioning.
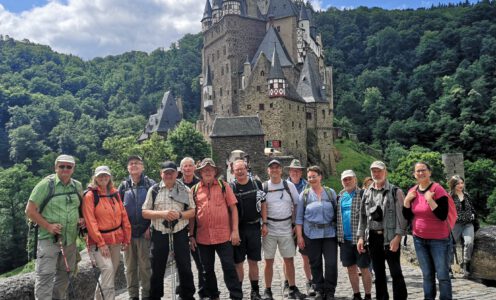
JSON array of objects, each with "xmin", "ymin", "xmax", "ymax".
[{"xmin": 189, "ymin": 158, "xmax": 242, "ymax": 300}]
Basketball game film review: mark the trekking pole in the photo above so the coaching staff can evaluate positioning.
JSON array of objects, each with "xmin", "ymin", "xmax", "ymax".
[
  {"xmin": 55, "ymin": 234, "xmax": 76, "ymax": 299},
  {"xmin": 168, "ymin": 221, "xmax": 176, "ymax": 300},
  {"xmin": 83, "ymin": 231, "xmax": 105, "ymax": 300}
]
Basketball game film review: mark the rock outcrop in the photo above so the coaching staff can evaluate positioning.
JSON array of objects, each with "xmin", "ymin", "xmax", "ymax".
[
  {"xmin": 0, "ymin": 249, "xmax": 126, "ymax": 300},
  {"xmin": 471, "ymin": 225, "xmax": 496, "ymax": 281}
]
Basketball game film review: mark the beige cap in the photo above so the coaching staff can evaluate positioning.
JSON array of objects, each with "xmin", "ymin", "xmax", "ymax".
[
  {"xmin": 370, "ymin": 161, "xmax": 386, "ymax": 170},
  {"xmin": 341, "ymin": 169, "xmax": 356, "ymax": 180},
  {"xmin": 94, "ymin": 166, "xmax": 112, "ymax": 177},
  {"xmin": 55, "ymin": 154, "xmax": 75, "ymax": 165}
]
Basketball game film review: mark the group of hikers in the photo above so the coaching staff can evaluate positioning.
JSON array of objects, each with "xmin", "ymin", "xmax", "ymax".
[{"xmin": 26, "ymin": 154, "xmax": 477, "ymax": 300}]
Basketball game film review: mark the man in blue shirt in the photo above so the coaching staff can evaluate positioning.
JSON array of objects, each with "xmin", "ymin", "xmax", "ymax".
[{"xmin": 337, "ymin": 170, "xmax": 372, "ymax": 300}]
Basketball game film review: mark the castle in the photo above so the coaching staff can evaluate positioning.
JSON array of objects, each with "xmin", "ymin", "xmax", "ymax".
[{"xmin": 196, "ymin": 0, "xmax": 335, "ymax": 173}]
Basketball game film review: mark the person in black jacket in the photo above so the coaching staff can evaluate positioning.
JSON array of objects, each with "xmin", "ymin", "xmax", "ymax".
[{"xmin": 118, "ymin": 155, "xmax": 155, "ymax": 300}]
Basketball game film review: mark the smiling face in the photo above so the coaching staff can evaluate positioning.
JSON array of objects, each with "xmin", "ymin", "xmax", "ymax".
[
  {"xmin": 55, "ymin": 162, "xmax": 75, "ymax": 183},
  {"xmin": 95, "ymin": 173, "xmax": 110, "ymax": 189},
  {"xmin": 180, "ymin": 159, "xmax": 196, "ymax": 178},
  {"xmin": 341, "ymin": 176, "xmax": 356, "ymax": 192},
  {"xmin": 289, "ymin": 168, "xmax": 303, "ymax": 183},
  {"xmin": 413, "ymin": 162, "xmax": 431, "ymax": 185},
  {"xmin": 161, "ymin": 169, "xmax": 178, "ymax": 187},
  {"xmin": 307, "ymin": 170, "xmax": 322, "ymax": 187},
  {"xmin": 268, "ymin": 164, "xmax": 283, "ymax": 181},
  {"xmin": 127, "ymin": 159, "xmax": 144, "ymax": 177},
  {"xmin": 200, "ymin": 165, "xmax": 217, "ymax": 183},
  {"xmin": 456, "ymin": 179, "xmax": 465, "ymax": 193},
  {"xmin": 233, "ymin": 160, "xmax": 248, "ymax": 183}
]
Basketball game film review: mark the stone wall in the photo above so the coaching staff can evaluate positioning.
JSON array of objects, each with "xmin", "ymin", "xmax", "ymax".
[
  {"xmin": 211, "ymin": 135, "xmax": 267, "ymax": 180},
  {"xmin": 0, "ymin": 249, "xmax": 126, "ymax": 300},
  {"xmin": 471, "ymin": 226, "xmax": 496, "ymax": 281}
]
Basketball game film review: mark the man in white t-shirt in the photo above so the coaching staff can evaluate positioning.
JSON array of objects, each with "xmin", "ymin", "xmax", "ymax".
[{"xmin": 261, "ymin": 159, "xmax": 306, "ymax": 300}]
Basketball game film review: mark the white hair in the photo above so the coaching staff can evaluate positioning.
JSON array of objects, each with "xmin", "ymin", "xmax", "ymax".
[{"xmin": 180, "ymin": 157, "xmax": 195, "ymax": 168}]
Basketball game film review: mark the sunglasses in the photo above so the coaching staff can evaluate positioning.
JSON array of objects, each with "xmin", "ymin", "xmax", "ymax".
[{"xmin": 58, "ymin": 165, "xmax": 73, "ymax": 170}]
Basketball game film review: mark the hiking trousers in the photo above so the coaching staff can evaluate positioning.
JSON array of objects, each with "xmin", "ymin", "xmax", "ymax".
[
  {"xmin": 124, "ymin": 236, "xmax": 152, "ymax": 298},
  {"xmin": 35, "ymin": 239, "xmax": 77, "ymax": 300}
]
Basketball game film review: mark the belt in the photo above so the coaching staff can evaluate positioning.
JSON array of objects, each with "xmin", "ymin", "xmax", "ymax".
[
  {"xmin": 268, "ymin": 216, "xmax": 292, "ymax": 222},
  {"xmin": 310, "ymin": 223, "xmax": 330, "ymax": 229},
  {"xmin": 370, "ymin": 230, "xmax": 384, "ymax": 235},
  {"xmin": 100, "ymin": 225, "xmax": 122, "ymax": 234},
  {"xmin": 245, "ymin": 219, "xmax": 261, "ymax": 225}
]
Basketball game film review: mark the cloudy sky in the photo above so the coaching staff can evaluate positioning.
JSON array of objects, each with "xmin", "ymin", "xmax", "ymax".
[{"xmin": 0, "ymin": 0, "xmax": 479, "ymax": 60}]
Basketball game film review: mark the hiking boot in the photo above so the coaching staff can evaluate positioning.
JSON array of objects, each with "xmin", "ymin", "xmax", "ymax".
[
  {"xmin": 306, "ymin": 280, "xmax": 316, "ymax": 297},
  {"xmin": 282, "ymin": 280, "xmax": 290, "ymax": 297},
  {"xmin": 314, "ymin": 291, "xmax": 323, "ymax": 300},
  {"xmin": 288, "ymin": 287, "xmax": 306, "ymax": 299},
  {"xmin": 352, "ymin": 294, "xmax": 363, "ymax": 300},
  {"xmin": 250, "ymin": 289, "xmax": 262, "ymax": 300},
  {"xmin": 262, "ymin": 288, "xmax": 273, "ymax": 300}
]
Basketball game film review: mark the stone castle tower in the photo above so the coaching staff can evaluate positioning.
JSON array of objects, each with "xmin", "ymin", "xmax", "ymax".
[{"xmin": 197, "ymin": 0, "xmax": 335, "ymax": 173}]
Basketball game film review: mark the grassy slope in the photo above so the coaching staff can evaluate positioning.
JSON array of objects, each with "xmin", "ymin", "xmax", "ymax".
[{"xmin": 325, "ymin": 139, "xmax": 379, "ymax": 191}]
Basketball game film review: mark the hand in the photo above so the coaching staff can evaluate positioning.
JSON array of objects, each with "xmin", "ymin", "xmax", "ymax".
[
  {"xmin": 189, "ymin": 236, "xmax": 197, "ymax": 251},
  {"xmin": 261, "ymin": 224, "xmax": 268, "ymax": 237},
  {"xmin": 357, "ymin": 238, "xmax": 366, "ymax": 253},
  {"xmin": 99, "ymin": 245, "xmax": 110, "ymax": 258},
  {"xmin": 121, "ymin": 244, "xmax": 129, "ymax": 252},
  {"xmin": 164, "ymin": 210, "xmax": 180, "ymax": 221},
  {"xmin": 390, "ymin": 235, "xmax": 401, "ymax": 252},
  {"xmin": 47, "ymin": 223, "xmax": 63, "ymax": 235},
  {"xmin": 425, "ymin": 190, "xmax": 435, "ymax": 204},
  {"xmin": 231, "ymin": 230, "xmax": 240, "ymax": 246},
  {"xmin": 297, "ymin": 236, "xmax": 305, "ymax": 249},
  {"xmin": 78, "ymin": 218, "xmax": 86, "ymax": 230},
  {"xmin": 404, "ymin": 190, "xmax": 417, "ymax": 207},
  {"xmin": 144, "ymin": 227, "xmax": 151, "ymax": 240}
]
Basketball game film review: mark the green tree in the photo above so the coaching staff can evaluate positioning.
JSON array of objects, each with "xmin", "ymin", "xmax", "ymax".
[
  {"xmin": 165, "ymin": 121, "xmax": 210, "ymax": 162},
  {"xmin": 464, "ymin": 159, "xmax": 496, "ymax": 219}
]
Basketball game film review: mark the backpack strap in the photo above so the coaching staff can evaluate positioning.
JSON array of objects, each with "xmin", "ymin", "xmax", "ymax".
[{"xmin": 150, "ymin": 183, "xmax": 161, "ymax": 209}]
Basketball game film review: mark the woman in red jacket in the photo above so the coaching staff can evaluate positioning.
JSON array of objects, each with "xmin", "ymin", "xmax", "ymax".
[{"xmin": 83, "ymin": 166, "xmax": 131, "ymax": 300}]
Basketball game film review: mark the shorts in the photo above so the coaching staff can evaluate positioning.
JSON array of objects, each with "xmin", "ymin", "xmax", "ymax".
[
  {"xmin": 234, "ymin": 223, "xmax": 262, "ymax": 264},
  {"xmin": 339, "ymin": 240, "xmax": 371, "ymax": 268},
  {"xmin": 263, "ymin": 234, "xmax": 296, "ymax": 259}
]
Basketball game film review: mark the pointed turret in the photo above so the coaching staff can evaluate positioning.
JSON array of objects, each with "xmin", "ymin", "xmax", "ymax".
[
  {"xmin": 202, "ymin": 0, "xmax": 213, "ymax": 31},
  {"xmin": 203, "ymin": 65, "xmax": 213, "ymax": 110},
  {"xmin": 268, "ymin": 46, "xmax": 286, "ymax": 98},
  {"xmin": 212, "ymin": 0, "xmax": 223, "ymax": 23},
  {"xmin": 299, "ymin": 3, "xmax": 309, "ymax": 21}
]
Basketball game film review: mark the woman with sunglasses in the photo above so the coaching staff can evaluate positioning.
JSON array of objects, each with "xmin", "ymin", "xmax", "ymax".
[
  {"xmin": 83, "ymin": 166, "xmax": 131, "ymax": 300},
  {"xmin": 448, "ymin": 175, "xmax": 476, "ymax": 278},
  {"xmin": 295, "ymin": 165, "xmax": 338, "ymax": 300},
  {"xmin": 403, "ymin": 162, "xmax": 453, "ymax": 300}
]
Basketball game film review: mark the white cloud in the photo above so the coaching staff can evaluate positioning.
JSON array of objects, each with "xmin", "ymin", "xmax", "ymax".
[{"xmin": 0, "ymin": 0, "xmax": 203, "ymax": 60}]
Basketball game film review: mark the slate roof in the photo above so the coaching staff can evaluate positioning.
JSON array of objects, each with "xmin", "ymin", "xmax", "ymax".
[
  {"xmin": 299, "ymin": 4, "xmax": 309, "ymax": 20},
  {"xmin": 204, "ymin": 65, "xmax": 212, "ymax": 86},
  {"xmin": 268, "ymin": 47, "xmax": 285, "ymax": 79},
  {"xmin": 212, "ymin": 0, "xmax": 223, "ymax": 10},
  {"xmin": 266, "ymin": 0, "xmax": 299, "ymax": 19},
  {"xmin": 251, "ymin": 26, "xmax": 293, "ymax": 67},
  {"xmin": 210, "ymin": 116, "xmax": 264, "ymax": 137},
  {"xmin": 202, "ymin": 0, "xmax": 212, "ymax": 21},
  {"xmin": 138, "ymin": 91, "xmax": 182, "ymax": 141},
  {"xmin": 296, "ymin": 53, "xmax": 327, "ymax": 103}
]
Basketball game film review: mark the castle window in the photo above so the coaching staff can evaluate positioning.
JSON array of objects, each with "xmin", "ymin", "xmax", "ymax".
[
  {"xmin": 221, "ymin": 67, "xmax": 224, "ymax": 76},
  {"xmin": 292, "ymin": 121, "xmax": 294, "ymax": 128},
  {"xmin": 306, "ymin": 112, "xmax": 312, "ymax": 120},
  {"xmin": 324, "ymin": 132, "xmax": 328, "ymax": 138},
  {"xmin": 217, "ymin": 50, "xmax": 220, "ymax": 59},
  {"xmin": 329, "ymin": 109, "xmax": 332, "ymax": 115},
  {"xmin": 212, "ymin": 53, "xmax": 215, "ymax": 62},
  {"xmin": 226, "ymin": 63, "xmax": 229, "ymax": 73},
  {"xmin": 261, "ymin": 71, "xmax": 265, "ymax": 76},
  {"xmin": 297, "ymin": 106, "xmax": 300, "ymax": 111},
  {"xmin": 234, "ymin": 89, "xmax": 237, "ymax": 95},
  {"xmin": 277, "ymin": 26, "xmax": 281, "ymax": 32},
  {"xmin": 257, "ymin": 86, "xmax": 261, "ymax": 92},
  {"xmin": 299, "ymin": 123, "xmax": 301, "ymax": 129},
  {"xmin": 259, "ymin": 103, "xmax": 265, "ymax": 111},
  {"xmin": 223, "ymin": 46, "xmax": 226, "ymax": 55},
  {"xmin": 270, "ymin": 103, "xmax": 274, "ymax": 108},
  {"xmin": 220, "ymin": 88, "xmax": 223, "ymax": 96},
  {"xmin": 289, "ymin": 104, "xmax": 292, "ymax": 110},
  {"xmin": 247, "ymin": 104, "xmax": 251, "ymax": 109},
  {"xmin": 322, "ymin": 110, "xmax": 325, "ymax": 119},
  {"xmin": 296, "ymin": 140, "xmax": 298, "ymax": 147}
]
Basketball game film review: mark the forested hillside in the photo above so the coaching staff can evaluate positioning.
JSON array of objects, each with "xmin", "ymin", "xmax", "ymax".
[
  {"xmin": 316, "ymin": 0, "xmax": 496, "ymax": 159},
  {"xmin": 1, "ymin": 1, "xmax": 496, "ymax": 274}
]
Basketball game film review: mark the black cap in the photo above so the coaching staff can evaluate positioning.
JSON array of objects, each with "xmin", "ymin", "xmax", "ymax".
[
  {"xmin": 128, "ymin": 155, "xmax": 143, "ymax": 163},
  {"xmin": 268, "ymin": 159, "xmax": 282, "ymax": 167},
  {"xmin": 160, "ymin": 161, "xmax": 177, "ymax": 172}
]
